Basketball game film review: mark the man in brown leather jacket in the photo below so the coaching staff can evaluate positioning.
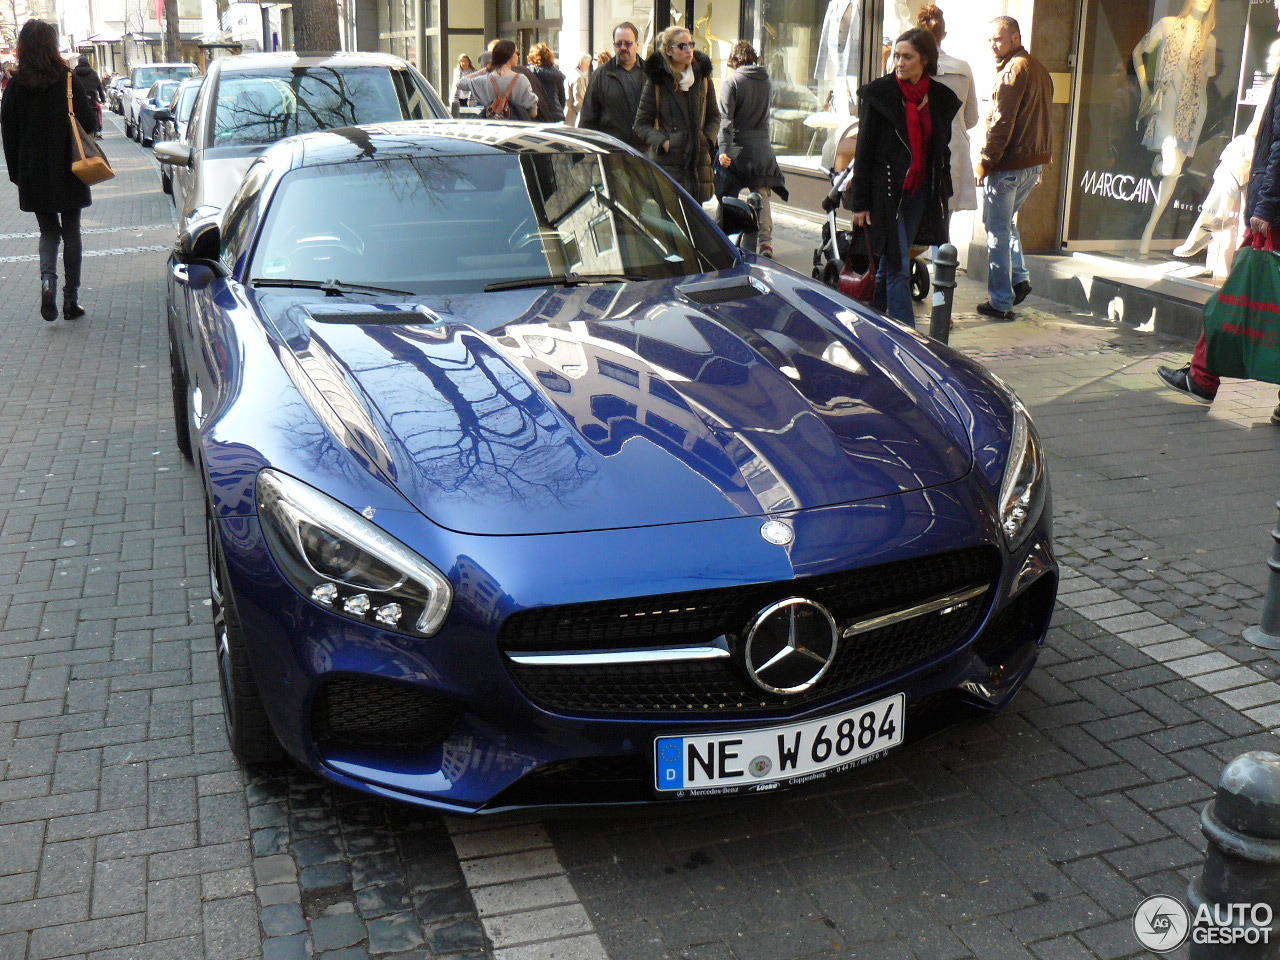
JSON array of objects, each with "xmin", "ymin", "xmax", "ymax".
[{"xmin": 974, "ymin": 17, "xmax": 1053, "ymax": 321}]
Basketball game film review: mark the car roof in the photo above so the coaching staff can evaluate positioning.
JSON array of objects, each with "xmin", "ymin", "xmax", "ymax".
[
  {"xmin": 213, "ymin": 51, "xmax": 413, "ymax": 73},
  {"xmin": 278, "ymin": 120, "xmax": 628, "ymax": 168}
]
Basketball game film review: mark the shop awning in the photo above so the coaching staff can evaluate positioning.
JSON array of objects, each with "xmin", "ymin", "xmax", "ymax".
[{"xmin": 87, "ymin": 30, "xmax": 124, "ymax": 43}]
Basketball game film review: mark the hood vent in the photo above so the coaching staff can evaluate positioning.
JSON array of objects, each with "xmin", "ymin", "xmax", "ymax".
[
  {"xmin": 677, "ymin": 275, "xmax": 766, "ymax": 305},
  {"xmin": 306, "ymin": 305, "xmax": 440, "ymax": 325}
]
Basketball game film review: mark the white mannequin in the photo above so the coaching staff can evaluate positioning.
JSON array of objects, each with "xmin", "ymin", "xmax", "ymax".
[
  {"xmin": 1173, "ymin": 42, "xmax": 1280, "ymax": 261},
  {"xmin": 1132, "ymin": 0, "xmax": 1217, "ymax": 256},
  {"xmin": 814, "ymin": 0, "xmax": 859, "ymax": 85}
]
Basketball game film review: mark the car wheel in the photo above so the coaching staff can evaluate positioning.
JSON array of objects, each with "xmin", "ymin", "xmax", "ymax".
[
  {"xmin": 169, "ymin": 343, "xmax": 193, "ymax": 461},
  {"xmin": 125, "ymin": 120, "xmax": 134, "ymax": 138},
  {"xmin": 208, "ymin": 508, "xmax": 284, "ymax": 764}
]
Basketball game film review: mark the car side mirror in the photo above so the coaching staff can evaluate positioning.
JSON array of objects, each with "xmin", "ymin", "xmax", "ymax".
[
  {"xmin": 175, "ymin": 216, "xmax": 226, "ymax": 276},
  {"xmin": 153, "ymin": 108, "xmax": 172, "ymax": 121},
  {"xmin": 154, "ymin": 141, "xmax": 192, "ymax": 167},
  {"xmin": 719, "ymin": 196, "xmax": 758, "ymax": 247}
]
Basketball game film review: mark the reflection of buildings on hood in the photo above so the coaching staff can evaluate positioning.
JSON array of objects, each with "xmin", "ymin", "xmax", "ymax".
[
  {"xmin": 494, "ymin": 304, "xmax": 803, "ymax": 516},
  {"xmin": 451, "ymin": 554, "xmax": 513, "ymax": 630}
]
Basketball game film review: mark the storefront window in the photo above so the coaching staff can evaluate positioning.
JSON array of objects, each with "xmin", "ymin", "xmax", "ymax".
[
  {"xmin": 1065, "ymin": 0, "xmax": 1252, "ymax": 255},
  {"xmin": 500, "ymin": 0, "xmax": 563, "ymax": 58},
  {"xmin": 746, "ymin": 0, "xmax": 861, "ymax": 170},
  {"xmin": 589, "ymin": 2, "xmax": 670, "ymax": 62}
]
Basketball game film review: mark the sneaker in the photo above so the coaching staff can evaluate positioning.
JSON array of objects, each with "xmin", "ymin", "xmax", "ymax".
[
  {"xmin": 976, "ymin": 300, "xmax": 1014, "ymax": 321},
  {"xmin": 1013, "ymin": 280, "xmax": 1032, "ymax": 305},
  {"xmin": 1156, "ymin": 365, "xmax": 1215, "ymax": 403},
  {"xmin": 759, "ymin": 243, "xmax": 774, "ymax": 259}
]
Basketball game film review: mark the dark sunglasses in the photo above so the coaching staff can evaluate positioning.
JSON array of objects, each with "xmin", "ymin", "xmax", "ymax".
[{"xmin": 671, "ymin": 41, "xmax": 695, "ymax": 51}]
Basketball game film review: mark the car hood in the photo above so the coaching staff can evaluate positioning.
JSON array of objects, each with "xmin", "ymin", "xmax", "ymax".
[{"xmin": 259, "ymin": 273, "xmax": 972, "ymax": 535}]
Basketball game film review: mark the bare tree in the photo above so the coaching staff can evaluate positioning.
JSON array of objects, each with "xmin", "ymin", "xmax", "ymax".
[
  {"xmin": 163, "ymin": 0, "xmax": 180, "ymax": 61},
  {"xmin": 292, "ymin": 0, "xmax": 340, "ymax": 52},
  {"xmin": 0, "ymin": 0, "xmax": 22, "ymax": 49}
]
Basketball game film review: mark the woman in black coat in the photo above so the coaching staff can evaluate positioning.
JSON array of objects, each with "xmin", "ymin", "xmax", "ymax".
[
  {"xmin": 526, "ymin": 43, "xmax": 566, "ymax": 123},
  {"xmin": 1, "ymin": 20, "xmax": 96, "ymax": 321},
  {"xmin": 849, "ymin": 27, "xmax": 960, "ymax": 327}
]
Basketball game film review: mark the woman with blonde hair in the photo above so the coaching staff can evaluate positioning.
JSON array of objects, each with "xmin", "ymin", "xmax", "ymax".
[
  {"xmin": 527, "ymin": 43, "xmax": 566, "ymax": 122},
  {"xmin": 634, "ymin": 26, "xmax": 720, "ymax": 202}
]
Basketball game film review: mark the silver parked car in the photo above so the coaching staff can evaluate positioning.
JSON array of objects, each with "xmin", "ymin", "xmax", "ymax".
[
  {"xmin": 125, "ymin": 62, "xmax": 199, "ymax": 138},
  {"xmin": 154, "ymin": 52, "xmax": 448, "ymax": 228}
]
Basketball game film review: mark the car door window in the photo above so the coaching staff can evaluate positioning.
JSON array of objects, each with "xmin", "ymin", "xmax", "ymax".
[
  {"xmin": 392, "ymin": 69, "xmax": 434, "ymax": 120},
  {"xmin": 221, "ymin": 161, "xmax": 273, "ymax": 276}
]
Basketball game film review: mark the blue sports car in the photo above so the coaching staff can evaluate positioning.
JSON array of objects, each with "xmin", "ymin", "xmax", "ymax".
[{"xmin": 167, "ymin": 120, "xmax": 1056, "ymax": 813}]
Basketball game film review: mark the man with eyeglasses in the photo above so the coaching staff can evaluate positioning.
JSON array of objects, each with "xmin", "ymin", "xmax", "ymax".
[{"xmin": 579, "ymin": 21, "xmax": 648, "ymax": 150}]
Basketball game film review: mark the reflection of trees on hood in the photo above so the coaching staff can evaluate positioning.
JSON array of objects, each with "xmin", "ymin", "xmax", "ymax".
[{"xmin": 355, "ymin": 324, "xmax": 599, "ymax": 508}]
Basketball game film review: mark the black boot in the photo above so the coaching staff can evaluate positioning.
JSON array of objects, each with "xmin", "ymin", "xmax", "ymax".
[
  {"xmin": 40, "ymin": 278, "xmax": 57, "ymax": 321},
  {"xmin": 63, "ymin": 289, "xmax": 85, "ymax": 320}
]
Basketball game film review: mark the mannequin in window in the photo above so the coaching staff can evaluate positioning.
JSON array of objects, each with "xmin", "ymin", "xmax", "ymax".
[
  {"xmin": 815, "ymin": 0, "xmax": 860, "ymax": 113},
  {"xmin": 1173, "ymin": 39, "xmax": 1280, "ymax": 260},
  {"xmin": 1131, "ymin": 0, "xmax": 1217, "ymax": 257}
]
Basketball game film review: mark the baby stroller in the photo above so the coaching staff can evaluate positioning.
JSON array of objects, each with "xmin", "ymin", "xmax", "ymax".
[{"xmin": 811, "ymin": 117, "xmax": 929, "ymax": 303}]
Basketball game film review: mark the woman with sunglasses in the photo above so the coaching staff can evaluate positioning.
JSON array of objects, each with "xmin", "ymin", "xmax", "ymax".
[
  {"xmin": 848, "ymin": 27, "xmax": 960, "ymax": 327},
  {"xmin": 635, "ymin": 27, "xmax": 720, "ymax": 203}
]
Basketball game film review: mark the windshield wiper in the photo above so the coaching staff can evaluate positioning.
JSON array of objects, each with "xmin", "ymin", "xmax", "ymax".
[
  {"xmin": 251, "ymin": 277, "xmax": 413, "ymax": 297},
  {"xmin": 484, "ymin": 272, "xmax": 648, "ymax": 293}
]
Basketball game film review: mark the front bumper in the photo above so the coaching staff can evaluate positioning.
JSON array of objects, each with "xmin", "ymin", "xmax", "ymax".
[{"xmin": 219, "ymin": 480, "xmax": 1056, "ymax": 814}]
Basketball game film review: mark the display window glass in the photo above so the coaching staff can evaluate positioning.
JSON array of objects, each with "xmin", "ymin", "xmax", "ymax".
[{"xmin": 1065, "ymin": 0, "xmax": 1260, "ymax": 255}]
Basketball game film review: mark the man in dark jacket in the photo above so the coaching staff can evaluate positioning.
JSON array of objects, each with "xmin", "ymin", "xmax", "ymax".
[
  {"xmin": 1157, "ymin": 73, "xmax": 1280, "ymax": 423},
  {"xmin": 579, "ymin": 21, "xmax": 647, "ymax": 151},
  {"xmin": 974, "ymin": 17, "xmax": 1052, "ymax": 321},
  {"xmin": 73, "ymin": 56, "xmax": 104, "ymax": 135}
]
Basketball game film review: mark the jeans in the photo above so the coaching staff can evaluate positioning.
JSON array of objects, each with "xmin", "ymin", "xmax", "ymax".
[
  {"xmin": 35, "ymin": 210, "xmax": 82, "ymax": 295},
  {"xmin": 874, "ymin": 189, "xmax": 926, "ymax": 326},
  {"xmin": 982, "ymin": 165, "xmax": 1041, "ymax": 311}
]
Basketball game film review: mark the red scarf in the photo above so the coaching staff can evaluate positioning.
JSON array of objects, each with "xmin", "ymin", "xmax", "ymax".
[{"xmin": 897, "ymin": 74, "xmax": 932, "ymax": 194}]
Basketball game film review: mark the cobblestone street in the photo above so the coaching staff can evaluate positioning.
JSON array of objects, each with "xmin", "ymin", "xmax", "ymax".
[{"xmin": 2, "ymin": 118, "xmax": 1280, "ymax": 959}]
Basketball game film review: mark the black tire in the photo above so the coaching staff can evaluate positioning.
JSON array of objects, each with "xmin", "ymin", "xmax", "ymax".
[
  {"xmin": 208, "ymin": 509, "xmax": 285, "ymax": 764},
  {"xmin": 912, "ymin": 258, "xmax": 930, "ymax": 302},
  {"xmin": 169, "ymin": 343, "xmax": 193, "ymax": 461},
  {"xmin": 822, "ymin": 260, "xmax": 842, "ymax": 289}
]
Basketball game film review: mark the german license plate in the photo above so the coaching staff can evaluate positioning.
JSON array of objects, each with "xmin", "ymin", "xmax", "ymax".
[{"xmin": 653, "ymin": 693, "xmax": 905, "ymax": 797}]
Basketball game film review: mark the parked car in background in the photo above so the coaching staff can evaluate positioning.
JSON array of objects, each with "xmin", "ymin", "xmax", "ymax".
[
  {"xmin": 125, "ymin": 62, "xmax": 199, "ymax": 138},
  {"xmin": 135, "ymin": 79, "xmax": 182, "ymax": 145},
  {"xmin": 156, "ymin": 77, "xmax": 203, "ymax": 198},
  {"xmin": 154, "ymin": 52, "xmax": 447, "ymax": 228},
  {"xmin": 165, "ymin": 120, "xmax": 1057, "ymax": 813},
  {"xmin": 108, "ymin": 77, "xmax": 131, "ymax": 114}
]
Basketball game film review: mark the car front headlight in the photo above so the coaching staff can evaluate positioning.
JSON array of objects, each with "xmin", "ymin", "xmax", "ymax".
[
  {"xmin": 256, "ymin": 470, "xmax": 452, "ymax": 637},
  {"xmin": 998, "ymin": 402, "xmax": 1046, "ymax": 551}
]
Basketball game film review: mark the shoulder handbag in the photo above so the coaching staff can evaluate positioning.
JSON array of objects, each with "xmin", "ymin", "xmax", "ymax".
[
  {"xmin": 837, "ymin": 225, "xmax": 877, "ymax": 303},
  {"xmin": 1203, "ymin": 231, "xmax": 1280, "ymax": 385},
  {"xmin": 67, "ymin": 74, "xmax": 114, "ymax": 186}
]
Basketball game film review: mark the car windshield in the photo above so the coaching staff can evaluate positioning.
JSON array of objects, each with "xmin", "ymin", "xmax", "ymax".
[
  {"xmin": 249, "ymin": 152, "xmax": 737, "ymax": 297},
  {"xmin": 133, "ymin": 65, "xmax": 196, "ymax": 89},
  {"xmin": 213, "ymin": 68, "xmax": 406, "ymax": 147}
]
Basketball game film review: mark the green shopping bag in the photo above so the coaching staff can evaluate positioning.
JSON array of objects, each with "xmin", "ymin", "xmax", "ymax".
[{"xmin": 1203, "ymin": 233, "xmax": 1280, "ymax": 385}]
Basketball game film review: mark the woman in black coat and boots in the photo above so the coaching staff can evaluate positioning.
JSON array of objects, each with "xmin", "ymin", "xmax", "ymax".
[
  {"xmin": 848, "ymin": 27, "xmax": 959, "ymax": 327},
  {"xmin": 634, "ymin": 26, "xmax": 720, "ymax": 203},
  {"xmin": 1, "ymin": 20, "xmax": 95, "ymax": 322}
]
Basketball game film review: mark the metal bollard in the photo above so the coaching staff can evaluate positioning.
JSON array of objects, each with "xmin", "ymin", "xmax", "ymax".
[
  {"xmin": 929, "ymin": 243, "xmax": 958, "ymax": 344},
  {"xmin": 1187, "ymin": 751, "xmax": 1280, "ymax": 957},
  {"xmin": 1246, "ymin": 501, "xmax": 1280, "ymax": 650}
]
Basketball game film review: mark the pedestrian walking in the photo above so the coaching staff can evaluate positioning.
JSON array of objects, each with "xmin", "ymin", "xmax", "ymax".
[
  {"xmin": 635, "ymin": 27, "xmax": 720, "ymax": 203},
  {"xmin": 565, "ymin": 54, "xmax": 591, "ymax": 126},
  {"xmin": 716, "ymin": 40, "xmax": 788, "ymax": 257},
  {"xmin": 527, "ymin": 44, "xmax": 566, "ymax": 123},
  {"xmin": 974, "ymin": 16, "xmax": 1053, "ymax": 321},
  {"xmin": 1, "ymin": 20, "xmax": 95, "ymax": 322},
  {"xmin": 451, "ymin": 54, "xmax": 475, "ymax": 111},
  {"xmin": 848, "ymin": 27, "xmax": 960, "ymax": 327},
  {"xmin": 73, "ymin": 55, "xmax": 105, "ymax": 138},
  {"xmin": 1158, "ymin": 52, "xmax": 1280, "ymax": 424},
  {"xmin": 580, "ymin": 22, "xmax": 648, "ymax": 151},
  {"xmin": 461, "ymin": 39, "xmax": 538, "ymax": 121},
  {"xmin": 917, "ymin": 5, "xmax": 979, "ymax": 217}
]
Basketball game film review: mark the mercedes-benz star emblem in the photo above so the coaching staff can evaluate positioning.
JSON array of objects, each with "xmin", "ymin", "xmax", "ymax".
[
  {"xmin": 742, "ymin": 597, "xmax": 839, "ymax": 695},
  {"xmin": 760, "ymin": 519, "xmax": 793, "ymax": 545}
]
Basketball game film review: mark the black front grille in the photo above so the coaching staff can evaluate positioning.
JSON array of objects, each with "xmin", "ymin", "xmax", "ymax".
[
  {"xmin": 312, "ymin": 677, "xmax": 462, "ymax": 750},
  {"xmin": 502, "ymin": 548, "xmax": 998, "ymax": 716}
]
